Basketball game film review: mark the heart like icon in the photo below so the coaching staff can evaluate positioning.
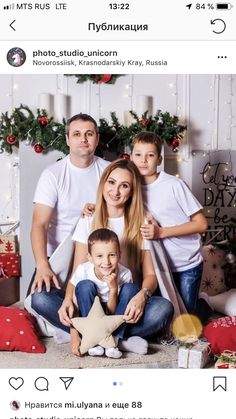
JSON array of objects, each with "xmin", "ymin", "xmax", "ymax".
[{"xmin": 9, "ymin": 377, "xmax": 24, "ymax": 390}]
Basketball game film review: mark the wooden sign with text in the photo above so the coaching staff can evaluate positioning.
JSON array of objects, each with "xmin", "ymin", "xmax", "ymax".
[{"xmin": 192, "ymin": 150, "xmax": 236, "ymax": 242}]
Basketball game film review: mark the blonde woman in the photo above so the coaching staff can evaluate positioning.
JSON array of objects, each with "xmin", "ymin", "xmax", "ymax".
[{"xmin": 59, "ymin": 159, "xmax": 174, "ymax": 356}]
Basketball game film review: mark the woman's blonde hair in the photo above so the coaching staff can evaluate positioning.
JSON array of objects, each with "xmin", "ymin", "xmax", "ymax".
[{"xmin": 92, "ymin": 159, "xmax": 145, "ymax": 272}]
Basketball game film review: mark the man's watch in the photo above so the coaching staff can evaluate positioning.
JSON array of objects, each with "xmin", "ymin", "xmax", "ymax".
[{"xmin": 142, "ymin": 287, "xmax": 152, "ymax": 298}]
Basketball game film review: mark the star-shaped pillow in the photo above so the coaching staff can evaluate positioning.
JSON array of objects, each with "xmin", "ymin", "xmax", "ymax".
[{"xmin": 71, "ymin": 296, "xmax": 124, "ymax": 355}]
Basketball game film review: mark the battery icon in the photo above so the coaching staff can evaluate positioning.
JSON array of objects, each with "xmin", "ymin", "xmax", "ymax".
[{"xmin": 216, "ymin": 3, "xmax": 233, "ymax": 9}]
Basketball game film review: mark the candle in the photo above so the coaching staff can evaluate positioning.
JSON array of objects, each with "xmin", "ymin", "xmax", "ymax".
[
  {"xmin": 54, "ymin": 93, "xmax": 68, "ymax": 122},
  {"xmin": 135, "ymin": 95, "xmax": 153, "ymax": 116},
  {"xmin": 123, "ymin": 110, "xmax": 135, "ymax": 127},
  {"xmin": 38, "ymin": 93, "xmax": 53, "ymax": 116}
]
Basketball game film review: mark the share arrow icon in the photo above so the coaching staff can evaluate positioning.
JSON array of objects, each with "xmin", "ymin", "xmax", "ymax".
[
  {"xmin": 186, "ymin": 3, "xmax": 192, "ymax": 9},
  {"xmin": 59, "ymin": 377, "xmax": 74, "ymax": 390}
]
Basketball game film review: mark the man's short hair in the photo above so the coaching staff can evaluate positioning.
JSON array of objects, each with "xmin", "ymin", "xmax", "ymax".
[
  {"xmin": 88, "ymin": 228, "xmax": 120, "ymax": 254},
  {"xmin": 131, "ymin": 131, "xmax": 163, "ymax": 156},
  {"xmin": 66, "ymin": 113, "xmax": 99, "ymax": 135}
]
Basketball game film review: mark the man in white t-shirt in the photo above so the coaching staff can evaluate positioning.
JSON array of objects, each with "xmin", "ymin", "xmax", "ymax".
[{"xmin": 29, "ymin": 113, "xmax": 109, "ymax": 295}]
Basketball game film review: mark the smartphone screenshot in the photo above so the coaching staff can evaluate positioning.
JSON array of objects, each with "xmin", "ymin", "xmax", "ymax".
[{"xmin": 0, "ymin": 1, "xmax": 235, "ymax": 418}]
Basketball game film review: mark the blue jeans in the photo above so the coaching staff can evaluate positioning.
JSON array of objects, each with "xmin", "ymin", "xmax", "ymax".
[
  {"xmin": 32, "ymin": 281, "xmax": 174, "ymax": 337},
  {"xmin": 75, "ymin": 280, "xmax": 174, "ymax": 338},
  {"xmin": 31, "ymin": 287, "xmax": 69, "ymax": 333},
  {"xmin": 31, "ymin": 282, "xmax": 134, "ymax": 334},
  {"xmin": 172, "ymin": 262, "xmax": 203, "ymax": 314}
]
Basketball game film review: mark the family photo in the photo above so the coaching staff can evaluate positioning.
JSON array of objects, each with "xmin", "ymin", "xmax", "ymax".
[{"xmin": 0, "ymin": 74, "xmax": 236, "ymax": 369}]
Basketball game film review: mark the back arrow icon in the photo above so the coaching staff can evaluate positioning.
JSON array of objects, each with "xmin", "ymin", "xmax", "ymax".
[
  {"xmin": 211, "ymin": 18, "xmax": 226, "ymax": 34},
  {"xmin": 9, "ymin": 20, "xmax": 16, "ymax": 31}
]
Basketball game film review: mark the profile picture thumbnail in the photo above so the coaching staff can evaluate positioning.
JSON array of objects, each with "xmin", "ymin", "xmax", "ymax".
[
  {"xmin": 7, "ymin": 47, "xmax": 26, "ymax": 67},
  {"xmin": 10, "ymin": 400, "xmax": 21, "ymax": 410}
]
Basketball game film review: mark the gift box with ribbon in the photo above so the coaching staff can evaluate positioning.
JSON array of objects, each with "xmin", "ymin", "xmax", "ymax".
[
  {"xmin": 178, "ymin": 337, "xmax": 209, "ymax": 368},
  {"xmin": 0, "ymin": 235, "xmax": 17, "ymax": 254},
  {"xmin": 0, "ymin": 253, "xmax": 20, "ymax": 278},
  {"xmin": 215, "ymin": 350, "xmax": 236, "ymax": 369}
]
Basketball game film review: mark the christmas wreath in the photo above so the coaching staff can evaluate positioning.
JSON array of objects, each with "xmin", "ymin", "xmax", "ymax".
[
  {"xmin": 0, "ymin": 106, "xmax": 186, "ymax": 155},
  {"xmin": 65, "ymin": 74, "xmax": 123, "ymax": 84}
]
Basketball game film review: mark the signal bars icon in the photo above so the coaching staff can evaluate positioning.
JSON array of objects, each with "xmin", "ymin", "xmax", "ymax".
[{"xmin": 3, "ymin": 3, "xmax": 14, "ymax": 9}]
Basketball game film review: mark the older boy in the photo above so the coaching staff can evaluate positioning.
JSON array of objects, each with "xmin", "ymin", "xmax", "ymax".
[{"xmin": 131, "ymin": 131, "xmax": 208, "ymax": 314}]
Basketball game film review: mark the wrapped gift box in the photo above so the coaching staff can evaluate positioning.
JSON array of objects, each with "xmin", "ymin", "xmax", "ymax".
[
  {"xmin": 215, "ymin": 351, "xmax": 236, "ymax": 369},
  {"xmin": 178, "ymin": 341, "xmax": 209, "ymax": 368},
  {"xmin": 178, "ymin": 346, "xmax": 189, "ymax": 368},
  {"xmin": 0, "ymin": 253, "xmax": 20, "ymax": 277},
  {"xmin": 0, "ymin": 235, "xmax": 17, "ymax": 254}
]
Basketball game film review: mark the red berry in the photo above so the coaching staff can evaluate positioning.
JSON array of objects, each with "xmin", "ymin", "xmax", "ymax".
[
  {"xmin": 171, "ymin": 138, "xmax": 180, "ymax": 148},
  {"xmin": 97, "ymin": 74, "xmax": 112, "ymax": 83},
  {"xmin": 120, "ymin": 153, "xmax": 130, "ymax": 160},
  {"xmin": 140, "ymin": 119, "xmax": 149, "ymax": 126},
  {"xmin": 6, "ymin": 135, "xmax": 17, "ymax": 145},
  {"xmin": 39, "ymin": 116, "xmax": 48, "ymax": 125},
  {"xmin": 34, "ymin": 143, "xmax": 43, "ymax": 153}
]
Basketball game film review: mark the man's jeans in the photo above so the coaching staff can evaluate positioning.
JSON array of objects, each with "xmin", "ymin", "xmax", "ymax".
[{"xmin": 32, "ymin": 286, "xmax": 69, "ymax": 333}]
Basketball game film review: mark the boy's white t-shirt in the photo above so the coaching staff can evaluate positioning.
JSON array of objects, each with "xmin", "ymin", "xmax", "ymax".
[
  {"xmin": 142, "ymin": 171, "xmax": 203, "ymax": 272},
  {"xmin": 70, "ymin": 261, "xmax": 133, "ymax": 302},
  {"xmin": 33, "ymin": 155, "xmax": 109, "ymax": 256}
]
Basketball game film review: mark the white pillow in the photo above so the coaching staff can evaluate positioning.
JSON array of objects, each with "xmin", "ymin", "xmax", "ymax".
[{"xmin": 209, "ymin": 289, "xmax": 236, "ymax": 316}]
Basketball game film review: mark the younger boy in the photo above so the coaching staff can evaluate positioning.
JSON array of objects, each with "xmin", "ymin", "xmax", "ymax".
[
  {"xmin": 131, "ymin": 131, "xmax": 208, "ymax": 315},
  {"xmin": 70, "ymin": 228, "xmax": 135, "ymax": 359}
]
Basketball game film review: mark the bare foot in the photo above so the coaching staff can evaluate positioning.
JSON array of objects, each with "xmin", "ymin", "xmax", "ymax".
[{"xmin": 70, "ymin": 327, "xmax": 81, "ymax": 357}]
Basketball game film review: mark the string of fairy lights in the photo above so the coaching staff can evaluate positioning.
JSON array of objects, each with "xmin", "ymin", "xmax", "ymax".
[
  {"xmin": 192, "ymin": 75, "xmax": 236, "ymax": 219},
  {"xmin": 172, "ymin": 75, "xmax": 189, "ymax": 172},
  {"xmin": 0, "ymin": 76, "xmax": 19, "ymax": 228}
]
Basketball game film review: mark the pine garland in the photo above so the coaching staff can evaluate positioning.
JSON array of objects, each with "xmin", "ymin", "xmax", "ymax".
[
  {"xmin": 0, "ymin": 105, "xmax": 67, "ymax": 154},
  {"xmin": 98, "ymin": 110, "xmax": 187, "ymax": 154},
  {"xmin": 65, "ymin": 74, "xmax": 123, "ymax": 84},
  {"xmin": 0, "ymin": 106, "xmax": 186, "ymax": 155}
]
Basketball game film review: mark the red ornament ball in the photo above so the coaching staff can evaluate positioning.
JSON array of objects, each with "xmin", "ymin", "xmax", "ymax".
[
  {"xmin": 140, "ymin": 119, "xmax": 149, "ymax": 126},
  {"xmin": 6, "ymin": 135, "xmax": 17, "ymax": 145},
  {"xmin": 97, "ymin": 74, "xmax": 112, "ymax": 83},
  {"xmin": 38, "ymin": 116, "xmax": 48, "ymax": 125},
  {"xmin": 120, "ymin": 153, "xmax": 130, "ymax": 161},
  {"xmin": 34, "ymin": 143, "xmax": 43, "ymax": 153},
  {"xmin": 171, "ymin": 138, "xmax": 180, "ymax": 148}
]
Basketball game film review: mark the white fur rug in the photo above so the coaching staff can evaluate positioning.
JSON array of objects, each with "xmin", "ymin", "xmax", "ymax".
[{"xmin": 0, "ymin": 339, "xmax": 178, "ymax": 369}]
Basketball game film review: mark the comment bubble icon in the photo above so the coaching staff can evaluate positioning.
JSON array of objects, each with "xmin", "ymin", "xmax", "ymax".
[{"xmin": 34, "ymin": 377, "xmax": 49, "ymax": 391}]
